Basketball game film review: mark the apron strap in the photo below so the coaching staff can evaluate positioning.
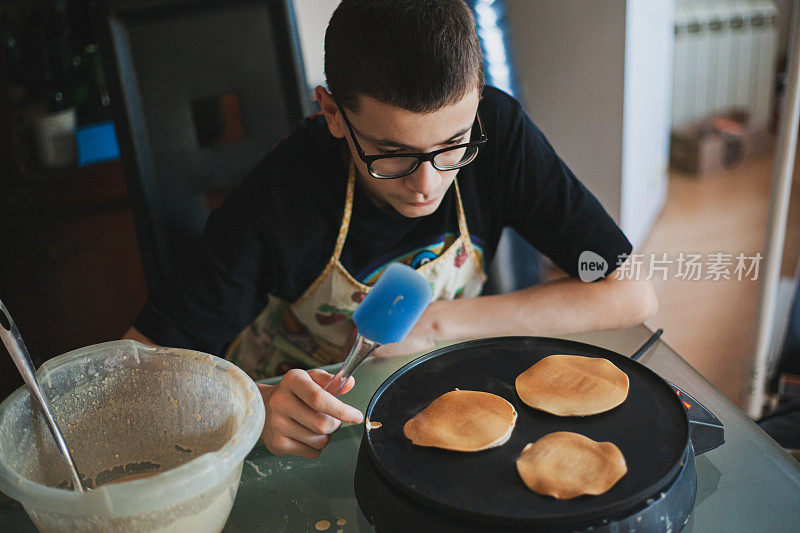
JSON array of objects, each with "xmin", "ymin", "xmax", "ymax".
[
  {"xmin": 331, "ymin": 163, "xmax": 356, "ymax": 263},
  {"xmin": 332, "ymin": 168, "xmax": 476, "ymax": 262},
  {"xmin": 453, "ymin": 178, "xmax": 477, "ymax": 257}
]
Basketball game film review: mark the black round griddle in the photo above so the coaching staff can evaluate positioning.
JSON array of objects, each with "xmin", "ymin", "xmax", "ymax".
[
  {"xmin": 355, "ymin": 438, "xmax": 697, "ymax": 532},
  {"xmin": 361, "ymin": 337, "xmax": 691, "ymax": 529}
]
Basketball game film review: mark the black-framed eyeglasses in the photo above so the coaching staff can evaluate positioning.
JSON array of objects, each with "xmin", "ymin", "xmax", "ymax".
[{"xmin": 337, "ymin": 103, "xmax": 487, "ymax": 179}]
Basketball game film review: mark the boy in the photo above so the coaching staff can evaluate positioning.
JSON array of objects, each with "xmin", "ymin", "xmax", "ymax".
[{"xmin": 126, "ymin": 0, "xmax": 656, "ymax": 459}]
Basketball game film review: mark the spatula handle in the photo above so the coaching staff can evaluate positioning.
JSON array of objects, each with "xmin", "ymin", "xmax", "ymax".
[{"xmin": 324, "ymin": 334, "xmax": 379, "ymax": 397}]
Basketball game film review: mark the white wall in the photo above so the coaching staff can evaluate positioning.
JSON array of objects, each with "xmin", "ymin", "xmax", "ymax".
[
  {"xmin": 621, "ymin": 0, "xmax": 674, "ymax": 248},
  {"xmin": 506, "ymin": 0, "xmax": 673, "ymax": 249},
  {"xmin": 506, "ymin": 0, "xmax": 627, "ymax": 223},
  {"xmin": 292, "ymin": 0, "xmax": 339, "ymax": 88}
]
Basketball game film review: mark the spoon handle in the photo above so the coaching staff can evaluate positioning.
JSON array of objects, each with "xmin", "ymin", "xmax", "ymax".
[{"xmin": 0, "ymin": 298, "xmax": 85, "ymax": 492}]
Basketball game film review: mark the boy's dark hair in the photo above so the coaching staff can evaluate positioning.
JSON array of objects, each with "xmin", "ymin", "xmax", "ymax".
[{"xmin": 324, "ymin": 0, "xmax": 484, "ymax": 113}]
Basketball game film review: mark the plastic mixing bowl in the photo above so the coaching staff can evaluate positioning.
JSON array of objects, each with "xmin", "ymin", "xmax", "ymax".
[{"xmin": 0, "ymin": 340, "xmax": 265, "ymax": 532}]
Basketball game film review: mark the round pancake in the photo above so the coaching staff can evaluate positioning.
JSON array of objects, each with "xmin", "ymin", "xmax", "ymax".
[
  {"xmin": 515, "ymin": 354, "xmax": 629, "ymax": 416},
  {"xmin": 516, "ymin": 431, "xmax": 627, "ymax": 499},
  {"xmin": 403, "ymin": 390, "xmax": 517, "ymax": 452}
]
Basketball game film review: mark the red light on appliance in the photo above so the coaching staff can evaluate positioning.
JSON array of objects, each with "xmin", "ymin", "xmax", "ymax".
[{"xmin": 674, "ymin": 390, "xmax": 691, "ymax": 409}]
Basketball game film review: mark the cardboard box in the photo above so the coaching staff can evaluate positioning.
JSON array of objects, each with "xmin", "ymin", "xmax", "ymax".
[{"xmin": 670, "ymin": 111, "xmax": 769, "ymax": 176}]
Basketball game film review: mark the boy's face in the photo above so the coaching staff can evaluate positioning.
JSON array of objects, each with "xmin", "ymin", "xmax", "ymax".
[{"xmin": 318, "ymin": 87, "xmax": 480, "ymax": 218}]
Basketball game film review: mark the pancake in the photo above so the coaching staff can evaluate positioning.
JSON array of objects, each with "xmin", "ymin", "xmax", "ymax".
[
  {"xmin": 516, "ymin": 431, "xmax": 627, "ymax": 499},
  {"xmin": 403, "ymin": 389, "xmax": 517, "ymax": 452},
  {"xmin": 515, "ymin": 354, "xmax": 629, "ymax": 416}
]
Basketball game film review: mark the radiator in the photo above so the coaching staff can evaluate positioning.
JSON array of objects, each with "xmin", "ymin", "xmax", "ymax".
[{"xmin": 673, "ymin": 0, "xmax": 778, "ymax": 129}]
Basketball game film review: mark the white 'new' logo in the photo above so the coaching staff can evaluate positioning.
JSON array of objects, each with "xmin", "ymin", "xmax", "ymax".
[{"xmin": 578, "ymin": 251, "xmax": 608, "ymax": 282}]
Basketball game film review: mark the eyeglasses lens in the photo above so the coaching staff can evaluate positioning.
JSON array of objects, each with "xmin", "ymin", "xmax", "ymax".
[
  {"xmin": 369, "ymin": 145, "xmax": 480, "ymax": 178},
  {"xmin": 370, "ymin": 156, "xmax": 418, "ymax": 178},
  {"xmin": 433, "ymin": 145, "xmax": 479, "ymax": 170}
]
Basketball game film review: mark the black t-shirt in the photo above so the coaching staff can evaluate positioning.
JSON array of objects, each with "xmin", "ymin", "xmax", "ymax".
[{"xmin": 134, "ymin": 86, "xmax": 632, "ymax": 354}]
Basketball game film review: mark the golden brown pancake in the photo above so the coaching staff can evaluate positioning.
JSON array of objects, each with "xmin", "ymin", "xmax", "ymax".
[
  {"xmin": 515, "ymin": 355, "xmax": 629, "ymax": 416},
  {"xmin": 516, "ymin": 431, "xmax": 627, "ymax": 499},
  {"xmin": 403, "ymin": 390, "xmax": 517, "ymax": 452}
]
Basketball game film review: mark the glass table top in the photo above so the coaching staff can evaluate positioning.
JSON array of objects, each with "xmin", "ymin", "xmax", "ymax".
[{"xmin": 1, "ymin": 325, "xmax": 798, "ymax": 531}]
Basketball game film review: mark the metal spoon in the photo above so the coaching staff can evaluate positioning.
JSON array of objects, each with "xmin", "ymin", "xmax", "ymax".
[{"xmin": 0, "ymin": 298, "xmax": 86, "ymax": 492}]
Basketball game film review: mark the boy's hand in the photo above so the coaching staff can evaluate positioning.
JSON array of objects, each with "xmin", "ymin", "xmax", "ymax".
[{"xmin": 258, "ymin": 369, "xmax": 363, "ymax": 459}]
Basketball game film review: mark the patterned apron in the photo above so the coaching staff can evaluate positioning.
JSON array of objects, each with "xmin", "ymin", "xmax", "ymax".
[{"xmin": 225, "ymin": 163, "xmax": 487, "ymax": 380}]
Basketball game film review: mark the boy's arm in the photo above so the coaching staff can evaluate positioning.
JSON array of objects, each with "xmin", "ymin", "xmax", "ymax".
[
  {"xmin": 375, "ymin": 268, "xmax": 657, "ymax": 357},
  {"xmin": 123, "ymin": 327, "xmax": 156, "ymax": 346}
]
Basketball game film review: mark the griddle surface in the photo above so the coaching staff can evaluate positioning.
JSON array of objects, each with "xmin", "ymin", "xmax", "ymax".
[{"xmin": 364, "ymin": 337, "xmax": 689, "ymax": 527}]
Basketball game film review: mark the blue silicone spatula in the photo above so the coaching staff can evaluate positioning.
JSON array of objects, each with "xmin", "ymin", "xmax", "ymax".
[{"xmin": 324, "ymin": 263, "xmax": 433, "ymax": 396}]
